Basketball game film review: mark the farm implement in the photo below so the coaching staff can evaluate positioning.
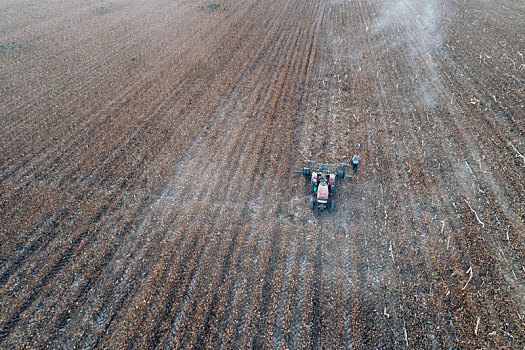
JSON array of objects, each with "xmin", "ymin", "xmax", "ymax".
[{"xmin": 294, "ymin": 160, "xmax": 349, "ymax": 212}]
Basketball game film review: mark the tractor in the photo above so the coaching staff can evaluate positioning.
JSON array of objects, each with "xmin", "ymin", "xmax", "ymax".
[{"xmin": 294, "ymin": 160, "xmax": 349, "ymax": 212}]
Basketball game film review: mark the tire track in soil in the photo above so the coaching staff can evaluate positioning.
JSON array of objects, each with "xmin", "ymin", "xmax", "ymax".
[
  {"xmin": 0, "ymin": 0, "xmax": 247, "ymax": 205},
  {"xmin": 100, "ymin": 0, "xmax": 320, "ymax": 348},
  {"xmin": 179, "ymin": 0, "xmax": 324, "ymax": 344},
  {"xmin": 68, "ymin": 5, "xmax": 294, "ymax": 348},
  {"xmin": 162, "ymin": 19, "xmax": 298, "ymax": 350},
  {"xmin": 0, "ymin": 4, "xmax": 213, "ymax": 262},
  {"xmin": 1, "ymin": 0, "xmax": 256, "ymax": 318},
  {"xmin": 2, "ymin": 189, "xmax": 141, "ymax": 344},
  {"xmin": 1, "ymin": 2, "xmax": 260, "ymax": 348},
  {"xmin": 137, "ymin": 73, "xmax": 281, "ymax": 345},
  {"xmin": 246, "ymin": 1, "xmax": 326, "ymax": 348},
  {"xmin": 0, "ymin": 13, "xmax": 224, "ymax": 200},
  {"xmin": 303, "ymin": 0, "xmax": 402, "ymax": 346},
  {"xmin": 176, "ymin": 0, "xmax": 326, "ymax": 344},
  {"xmin": 0, "ymin": 0, "xmax": 202, "ymax": 124},
  {"xmin": 0, "ymin": 208, "xmax": 69, "ymax": 285},
  {"xmin": 0, "ymin": 202, "xmax": 113, "ymax": 344},
  {"xmin": 137, "ymin": 58, "xmax": 277, "ymax": 348}
]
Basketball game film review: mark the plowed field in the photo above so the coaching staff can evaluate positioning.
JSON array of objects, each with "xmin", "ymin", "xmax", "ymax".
[{"xmin": 1, "ymin": 0, "xmax": 524, "ymax": 348}]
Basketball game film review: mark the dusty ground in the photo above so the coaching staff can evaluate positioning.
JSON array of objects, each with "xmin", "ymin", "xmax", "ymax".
[{"xmin": 1, "ymin": 0, "xmax": 524, "ymax": 348}]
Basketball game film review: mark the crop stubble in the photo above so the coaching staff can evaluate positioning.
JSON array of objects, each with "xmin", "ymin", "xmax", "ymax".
[{"xmin": 1, "ymin": 0, "xmax": 524, "ymax": 348}]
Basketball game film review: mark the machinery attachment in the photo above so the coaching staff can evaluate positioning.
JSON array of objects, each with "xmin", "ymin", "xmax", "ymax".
[{"xmin": 293, "ymin": 160, "xmax": 349, "ymax": 212}]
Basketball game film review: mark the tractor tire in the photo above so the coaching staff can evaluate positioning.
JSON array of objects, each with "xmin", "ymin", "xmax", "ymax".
[
  {"xmin": 330, "ymin": 184, "xmax": 335, "ymax": 196},
  {"xmin": 330, "ymin": 200, "xmax": 334, "ymax": 211},
  {"xmin": 303, "ymin": 167, "xmax": 311, "ymax": 176},
  {"xmin": 337, "ymin": 169, "xmax": 345, "ymax": 179},
  {"xmin": 310, "ymin": 198, "xmax": 315, "ymax": 210}
]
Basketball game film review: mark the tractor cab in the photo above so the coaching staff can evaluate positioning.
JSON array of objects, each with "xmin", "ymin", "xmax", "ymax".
[
  {"xmin": 317, "ymin": 183, "xmax": 329, "ymax": 203},
  {"xmin": 317, "ymin": 177, "xmax": 329, "ymax": 203}
]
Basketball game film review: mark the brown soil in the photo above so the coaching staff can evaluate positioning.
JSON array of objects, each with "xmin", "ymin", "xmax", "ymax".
[{"xmin": 1, "ymin": 0, "xmax": 524, "ymax": 348}]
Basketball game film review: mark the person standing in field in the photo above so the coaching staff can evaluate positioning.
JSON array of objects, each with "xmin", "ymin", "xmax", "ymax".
[{"xmin": 352, "ymin": 151, "xmax": 360, "ymax": 173}]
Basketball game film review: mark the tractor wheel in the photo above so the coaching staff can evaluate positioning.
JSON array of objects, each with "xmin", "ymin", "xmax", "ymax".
[
  {"xmin": 310, "ymin": 198, "xmax": 315, "ymax": 210},
  {"xmin": 330, "ymin": 184, "xmax": 335, "ymax": 196},
  {"xmin": 330, "ymin": 200, "xmax": 334, "ymax": 211},
  {"xmin": 303, "ymin": 167, "xmax": 311, "ymax": 176},
  {"xmin": 337, "ymin": 169, "xmax": 345, "ymax": 179}
]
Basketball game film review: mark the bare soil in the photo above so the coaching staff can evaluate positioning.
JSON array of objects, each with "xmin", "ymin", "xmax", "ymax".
[{"xmin": 1, "ymin": 0, "xmax": 524, "ymax": 348}]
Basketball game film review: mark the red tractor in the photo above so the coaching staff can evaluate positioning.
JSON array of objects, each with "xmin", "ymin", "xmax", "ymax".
[{"xmin": 294, "ymin": 160, "xmax": 349, "ymax": 212}]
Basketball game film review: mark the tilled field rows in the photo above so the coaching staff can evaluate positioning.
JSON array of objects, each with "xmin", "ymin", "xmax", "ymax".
[
  {"xmin": 1, "ymin": 0, "xmax": 524, "ymax": 348},
  {"xmin": 1, "ymin": 0, "xmax": 331, "ymax": 347},
  {"xmin": 305, "ymin": 0, "xmax": 525, "ymax": 348}
]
